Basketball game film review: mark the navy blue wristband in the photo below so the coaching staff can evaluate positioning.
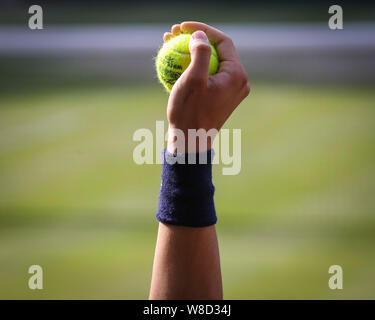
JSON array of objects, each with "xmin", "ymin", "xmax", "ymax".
[{"xmin": 156, "ymin": 149, "xmax": 217, "ymax": 227}]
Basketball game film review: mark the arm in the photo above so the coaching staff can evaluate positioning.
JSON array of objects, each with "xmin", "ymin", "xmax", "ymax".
[
  {"xmin": 149, "ymin": 22, "xmax": 250, "ymax": 300},
  {"xmin": 150, "ymin": 224, "xmax": 222, "ymax": 299}
]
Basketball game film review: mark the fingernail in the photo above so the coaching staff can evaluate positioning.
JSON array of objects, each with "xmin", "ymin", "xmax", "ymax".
[{"xmin": 191, "ymin": 31, "xmax": 209, "ymax": 44}]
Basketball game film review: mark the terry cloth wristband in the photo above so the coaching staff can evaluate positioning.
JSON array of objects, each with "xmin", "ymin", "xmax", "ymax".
[{"xmin": 156, "ymin": 149, "xmax": 217, "ymax": 227}]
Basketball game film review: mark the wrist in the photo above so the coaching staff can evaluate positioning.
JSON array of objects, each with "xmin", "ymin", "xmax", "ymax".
[{"xmin": 167, "ymin": 125, "xmax": 215, "ymax": 153}]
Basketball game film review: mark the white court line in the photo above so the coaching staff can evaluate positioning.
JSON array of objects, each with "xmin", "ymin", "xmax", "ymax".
[{"xmin": 0, "ymin": 23, "xmax": 375, "ymax": 55}]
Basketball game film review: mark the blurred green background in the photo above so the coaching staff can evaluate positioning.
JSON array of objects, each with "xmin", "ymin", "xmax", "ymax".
[{"xmin": 0, "ymin": 0, "xmax": 374, "ymax": 299}]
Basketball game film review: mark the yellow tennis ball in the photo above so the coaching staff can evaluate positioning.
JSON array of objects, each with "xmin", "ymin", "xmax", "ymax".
[{"xmin": 155, "ymin": 33, "xmax": 219, "ymax": 92}]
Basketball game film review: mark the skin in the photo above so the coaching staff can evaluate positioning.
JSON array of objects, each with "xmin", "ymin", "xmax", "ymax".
[{"xmin": 149, "ymin": 22, "xmax": 250, "ymax": 300}]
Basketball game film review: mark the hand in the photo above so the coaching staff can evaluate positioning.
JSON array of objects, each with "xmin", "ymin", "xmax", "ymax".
[{"xmin": 163, "ymin": 22, "xmax": 250, "ymax": 153}]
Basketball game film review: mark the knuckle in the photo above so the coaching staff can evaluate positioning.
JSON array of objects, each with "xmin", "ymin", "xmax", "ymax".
[
  {"xmin": 193, "ymin": 42, "xmax": 211, "ymax": 54},
  {"xmin": 232, "ymin": 66, "xmax": 248, "ymax": 87},
  {"xmin": 222, "ymin": 35, "xmax": 234, "ymax": 46},
  {"xmin": 239, "ymin": 70, "xmax": 248, "ymax": 86},
  {"xmin": 244, "ymin": 82, "xmax": 251, "ymax": 96}
]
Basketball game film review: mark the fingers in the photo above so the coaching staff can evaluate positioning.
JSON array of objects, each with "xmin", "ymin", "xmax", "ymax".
[
  {"xmin": 184, "ymin": 31, "xmax": 211, "ymax": 87},
  {"xmin": 164, "ymin": 22, "xmax": 239, "ymax": 63},
  {"xmin": 162, "ymin": 22, "xmax": 248, "ymax": 92},
  {"xmin": 163, "ymin": 24, "xmax": 182, "ymax": 42},
  {"xmin": 180, "ymin": 21, "xmax": 239, "ymax": 62},
  {"xmin": 171, "ymin": 24, "xmax": 181, "ymax": 36},
  {"xmin": 163, "ymin": 32, "xmax": 172, "ymax": 42}
]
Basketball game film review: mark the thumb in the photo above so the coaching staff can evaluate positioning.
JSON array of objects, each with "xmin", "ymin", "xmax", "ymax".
[{"xmin": 186, "ymin": 31, "xmax": 211, "ymax": 85}]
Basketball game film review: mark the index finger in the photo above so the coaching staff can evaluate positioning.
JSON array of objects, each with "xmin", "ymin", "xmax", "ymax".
[{"xmin": 180, "ymin": 21, "xmax": 239, "ymax": 62}]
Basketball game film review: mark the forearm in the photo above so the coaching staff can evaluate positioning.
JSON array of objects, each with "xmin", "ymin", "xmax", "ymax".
[{"xmin": 149, "ymin": 223, "xmax": 222, "ymax": 300}]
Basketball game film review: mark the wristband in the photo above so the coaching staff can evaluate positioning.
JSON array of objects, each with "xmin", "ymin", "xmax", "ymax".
[{"xmin": 156, "ymin": 149, "xmax": 217, "ymax": 227}]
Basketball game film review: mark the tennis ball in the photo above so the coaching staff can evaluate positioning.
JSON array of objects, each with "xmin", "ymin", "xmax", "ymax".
[{"xmin": 155, "ymin": 33, "xmax": 219, "ymax": 92}]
